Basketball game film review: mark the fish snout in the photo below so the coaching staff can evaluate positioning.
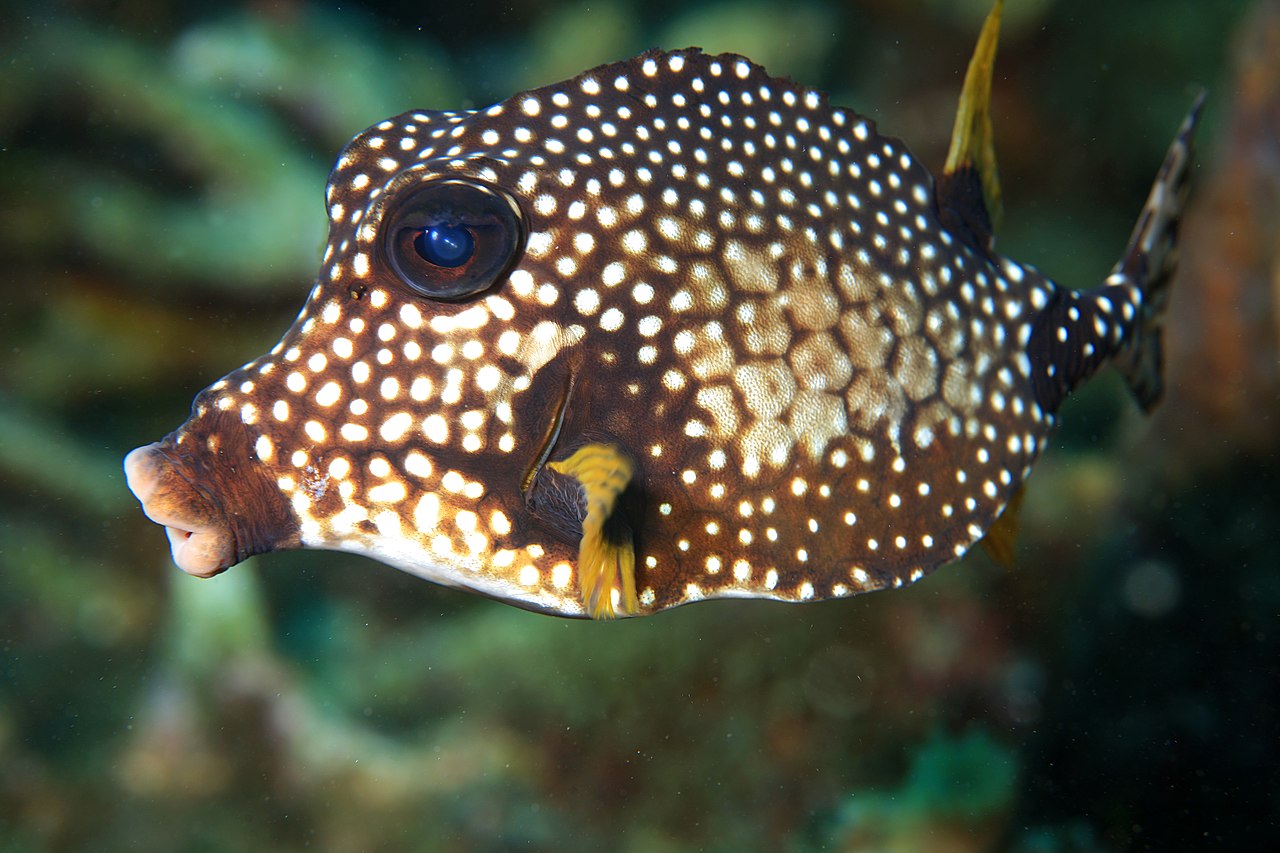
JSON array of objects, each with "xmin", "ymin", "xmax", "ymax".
[
  {"xmin": 124, "ymin": 442, "xmax": 235, "ymax": 576},
  {"xmin": 124, "ymin": 428, "xmax": 300, "ymax": 576}
]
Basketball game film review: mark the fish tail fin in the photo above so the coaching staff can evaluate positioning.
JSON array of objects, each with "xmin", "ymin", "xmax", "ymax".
[{"xmin": 1108, "ymin": 91, "xmax": 1206, "ymax": 411}]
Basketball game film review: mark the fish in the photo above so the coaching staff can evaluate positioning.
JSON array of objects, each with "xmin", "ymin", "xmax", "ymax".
[{"xmin": 123, "ymin": 3, "xmax": 1203, "ymax": 619}]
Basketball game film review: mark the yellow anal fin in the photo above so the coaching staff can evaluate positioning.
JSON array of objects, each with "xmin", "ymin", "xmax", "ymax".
[
  {"xmin": 979, "ymin": 486, "xmax": 1024, "ymax": 570},
  {"xmin": 547, "ymin": 443, "xmax": 638, "ymax": 619},
  {"xmin": 944, "ymin": 0, "xmax": 1004, "ymax": 233}
]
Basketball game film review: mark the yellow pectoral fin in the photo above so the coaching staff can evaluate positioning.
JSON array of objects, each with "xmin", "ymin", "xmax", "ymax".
[
  {"xmin": 547, "ymin": 443, "xmax": 639, "ymax": 619},
  {"xmin": 945, "ymin": 0, "xmax": 1004, "ymax": 230},
  {"xmin": 979, "ymin": 486, "xmax": 1024, "ymax": 570}
]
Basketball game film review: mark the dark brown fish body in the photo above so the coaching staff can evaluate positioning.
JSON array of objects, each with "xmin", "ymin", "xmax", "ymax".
[{"xmin": 124, "ymin": 43, "xmax": 1201, "ymax": 618}]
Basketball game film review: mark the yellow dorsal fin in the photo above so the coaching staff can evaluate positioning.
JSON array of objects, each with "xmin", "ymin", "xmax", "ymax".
[
  {"xmin": 979, "ymin": 486, "xmax": 1024, "ymax": 570},
  {"xmin": 547, "ymin": 443, "xmax": 638, "ymax": 619},
  {"xmin": 944, "ymin": 0, "xmax": 1004, "ymax": 232}
]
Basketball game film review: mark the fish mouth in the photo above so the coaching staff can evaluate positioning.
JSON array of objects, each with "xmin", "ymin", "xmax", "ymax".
[
  {"xmin": 124, "ymin": 443, "xmax": 236, "ymax": 577},
  {"xmin": 125, "ymin": 400, "xmax": 302, "ymax": 576}
]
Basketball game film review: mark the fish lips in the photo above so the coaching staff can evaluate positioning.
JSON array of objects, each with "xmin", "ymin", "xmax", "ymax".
[
  {"xmin": 124, "ymin": 442, "xmax": 238, "ymax": 576},
  {"xmin": 124, "ymin": 433, "xmax": 299, "ymax": 576}
]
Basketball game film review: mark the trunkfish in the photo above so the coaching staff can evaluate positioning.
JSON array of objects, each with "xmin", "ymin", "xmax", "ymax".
[{"xmin": 124, "ymin": 4, "xmax": 1203, "ymax": 618}]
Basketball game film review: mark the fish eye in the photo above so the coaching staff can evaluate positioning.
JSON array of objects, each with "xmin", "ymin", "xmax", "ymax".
[
  {"xmin": 384, "ymin": 179, "xmax": 524, "ymax": 301},
  {"xmin": 414, "ymin": 223, "xmax": 474, "ymax": 268}
]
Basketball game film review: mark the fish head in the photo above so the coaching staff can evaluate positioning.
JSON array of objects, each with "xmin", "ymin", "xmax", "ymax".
[{"xmin": 123, "ymin": 55, "xmax": 717, "ymax": 612}]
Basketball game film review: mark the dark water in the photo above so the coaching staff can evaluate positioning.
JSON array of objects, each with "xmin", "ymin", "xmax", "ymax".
[{"xmin": 2, "ymin": 1, "xmax": 1275, "ymax": 850}]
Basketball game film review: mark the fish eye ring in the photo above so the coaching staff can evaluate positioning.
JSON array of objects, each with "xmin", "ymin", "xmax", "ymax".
[{"xmin": 383, "ymin": 179, "xmax": 525, "ymax": 301}]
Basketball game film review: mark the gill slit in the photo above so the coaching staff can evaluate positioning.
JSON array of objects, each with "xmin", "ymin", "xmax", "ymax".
[{"xmin": 521, "ymin": 371, "xmax": 574, "ymax": 494}]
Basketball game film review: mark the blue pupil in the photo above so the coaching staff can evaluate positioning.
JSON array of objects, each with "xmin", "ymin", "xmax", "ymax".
[{"xmin": 415, "ymin": 224, "xmax": 474, "ymax": 268}]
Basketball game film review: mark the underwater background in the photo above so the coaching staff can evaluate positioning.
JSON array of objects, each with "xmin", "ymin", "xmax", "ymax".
[{"xmin": 2, "ymin": 0, "xmax": 1276, "ymax": 849}]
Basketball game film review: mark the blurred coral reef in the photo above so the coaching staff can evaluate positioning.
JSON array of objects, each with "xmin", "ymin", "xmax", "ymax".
[{"xmin": 1, "ymin": 1, "xmax": 1274, "ymax": 850}]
